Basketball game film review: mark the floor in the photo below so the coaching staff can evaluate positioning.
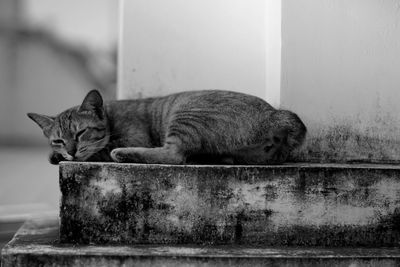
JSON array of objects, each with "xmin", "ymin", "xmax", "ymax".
[{"xmin": 0, "ymin": 146, "xmax": 59, "ymax": 250}]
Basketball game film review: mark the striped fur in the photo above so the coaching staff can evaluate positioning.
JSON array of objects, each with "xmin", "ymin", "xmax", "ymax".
[{"xmin": 28, "ymin": 90, "xmax": 307, "ymax": 165}]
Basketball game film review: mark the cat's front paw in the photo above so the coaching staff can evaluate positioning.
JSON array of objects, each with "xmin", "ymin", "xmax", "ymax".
[
  {"xmin": 110, "ymin": 148, "xmax": 125, "ymax": 162},
  {"xmin": 110, "ymin": 148, "xmax": 143, "ymax": 163}
]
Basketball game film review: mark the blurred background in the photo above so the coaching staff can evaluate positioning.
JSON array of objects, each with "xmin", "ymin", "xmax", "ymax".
[{"xmin": 0, "ymin": 0, "xmax": 118, "ymax": 248}]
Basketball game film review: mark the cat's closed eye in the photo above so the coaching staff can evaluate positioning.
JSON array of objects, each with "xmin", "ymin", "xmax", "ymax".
[
  {"xmin": 51, "ymin": 139, "xmax": 65, "ymax": 146},
  {"xmin": 75, "ymin": 129, "xmax": 87, "ymax": 140},
  {"xmin": 77, "ymin": 127, "xmax": 106, "ymax": 141}
]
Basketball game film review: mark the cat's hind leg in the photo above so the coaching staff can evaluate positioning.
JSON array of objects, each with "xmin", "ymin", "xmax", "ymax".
[
  {"xmin": 233, "ymin": 130, "xmax": 290, "ymax": 165},
  {"xmin": 110, "ymin": 142, "xmax": 185, "ymax": 164}
]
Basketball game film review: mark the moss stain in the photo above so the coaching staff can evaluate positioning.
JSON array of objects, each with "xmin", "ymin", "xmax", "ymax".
[{"xmin": 291, "ymin": 123, "xmax": 400, "ymax": 163}]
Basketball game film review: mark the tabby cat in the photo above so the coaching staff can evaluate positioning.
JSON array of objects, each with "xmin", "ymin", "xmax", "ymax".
[{"xmin": 28, "ymin": 90, "xmax": 306, "ymax": 165}]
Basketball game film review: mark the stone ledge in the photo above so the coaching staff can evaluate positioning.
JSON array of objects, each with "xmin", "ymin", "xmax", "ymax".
[
  {"xmin": 59, "ymin": 162, "xmax": 400, "ymax": 246},
  {"xmin": 2, "ymin": 218, "xmax": 400, "ymax": 267}
]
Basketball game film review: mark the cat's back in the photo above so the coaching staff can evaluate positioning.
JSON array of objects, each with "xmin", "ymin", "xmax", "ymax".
[
  {"xmin": 152, "ymin": 90, "xmax": 276, "ymax": 152},
  {"xmin": 107, "ymin": 90, "xmax": 273, "ymax": 113},
  {"xmin": 160, "ymin": 90, "xmax": 275, "ymax": 114}
]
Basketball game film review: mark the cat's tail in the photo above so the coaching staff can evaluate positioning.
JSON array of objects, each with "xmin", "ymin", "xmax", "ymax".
[{"xmin": 267, "ymin": 109, "xmax": 307, "ymax": 150}]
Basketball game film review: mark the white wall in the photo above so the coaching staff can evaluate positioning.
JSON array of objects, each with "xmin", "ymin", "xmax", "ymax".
[
  {"xmin": 118, "ymin": 0, "xmax": 281, "ymax": 106},
  {"xmin": 265, "ymin": 0, "xmax": 281, "ymax": 107},
  {"xmin": 281, "ymin": 0, "xmax": 400, "ymax": 161},
  {"xmin": 281, "ymin": 0, "xmax": 400, "ymax": 130}
]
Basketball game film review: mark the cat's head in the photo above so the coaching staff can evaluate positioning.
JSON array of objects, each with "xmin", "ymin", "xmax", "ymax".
[{"xmin": 28, "ymin": 90, "xmax": 110, "ymax": 164}]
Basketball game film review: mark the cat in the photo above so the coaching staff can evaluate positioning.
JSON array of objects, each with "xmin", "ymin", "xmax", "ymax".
[{"xmin": 27, "ymin": 89, "xmax": 307, "ymax": 165}]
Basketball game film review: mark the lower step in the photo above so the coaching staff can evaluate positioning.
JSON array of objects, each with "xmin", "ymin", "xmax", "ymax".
[{"xmin": 2, "ymin": 218, "xmax": 400, "ymax": 267}]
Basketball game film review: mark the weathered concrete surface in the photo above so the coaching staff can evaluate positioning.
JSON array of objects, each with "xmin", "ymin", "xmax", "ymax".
[
  {"xmin": 3, "ymin": 218, "xmax": 400, "ymax": 267},
  {"xmin": 60, "ymin": 162, "xmax": 400, "ymax": 246},
  {"xmin": 290, "ymin": 123, "xmax": 400, "ymax": 164}
]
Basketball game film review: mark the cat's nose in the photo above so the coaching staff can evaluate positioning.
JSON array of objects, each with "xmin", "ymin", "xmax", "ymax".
[
  {"xmin": 67, "ymin": 146, "xmax": 77, "ymax": 157},
  {"xmin": 49, "ymin": 153, "xmax": 64, "ymax": 165}
]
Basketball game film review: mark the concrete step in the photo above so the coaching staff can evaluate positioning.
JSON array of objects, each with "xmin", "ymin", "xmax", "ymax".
[
  {"xmin": 2, "ymin": 217, "xmax": 400, "ymax": 267},
  {"xmin": 60, "ymin": 162, "xmax": 400, "ymax": 246}
]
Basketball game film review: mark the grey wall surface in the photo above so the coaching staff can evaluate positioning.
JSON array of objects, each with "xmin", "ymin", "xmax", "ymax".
[
  {"xmin": 118, "ymin": 0, "xmax": 281, "ymax": 105},
  {"xmin": 281, "ymin": 0, "xmax": 400, "ymax": 162},
  {"xmin": 282, "ymin": 0, "xmax": 400, "ymax": 126}
]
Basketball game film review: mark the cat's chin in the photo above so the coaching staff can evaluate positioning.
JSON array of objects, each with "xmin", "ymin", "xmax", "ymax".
[
  {"xmin": 49, "ymin": 152, "xmax": 83, "ymax": 165},
  {"xmin": 49, "ymin": 152, "xmax": 65, "ymax": 165}
]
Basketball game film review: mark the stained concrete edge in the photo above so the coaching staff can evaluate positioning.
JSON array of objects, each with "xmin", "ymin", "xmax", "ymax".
[{"xmin": 59, "ymin": 161, "xmax": 400, "ymax": 170}]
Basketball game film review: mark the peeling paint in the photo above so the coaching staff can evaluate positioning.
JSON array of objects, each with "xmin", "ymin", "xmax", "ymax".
[{"xmin": 91, "ymin": 178, "xmax": 122, "ymax": 196}]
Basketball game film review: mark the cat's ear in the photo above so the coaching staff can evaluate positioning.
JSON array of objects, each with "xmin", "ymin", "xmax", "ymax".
[
  {"xmin": 79, "ymin": 89, "xmax": 104, "ymax": 118},
  {"xmin": 27, "ymin": 113, "xmax": 54, "ymax": 130}
]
